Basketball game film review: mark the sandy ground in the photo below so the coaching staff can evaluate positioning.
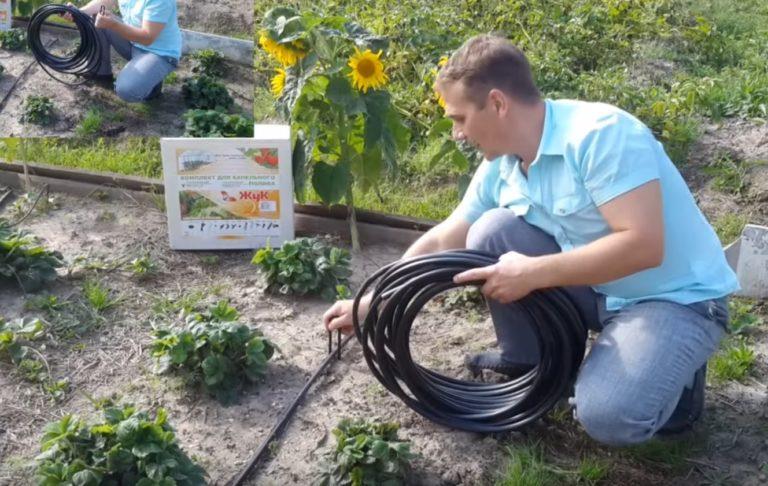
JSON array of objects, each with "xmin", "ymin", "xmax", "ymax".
[
  {"xmin": 178, "ymin": 0, "xmax": 253, "ymax": 37},
  {"xmin": 0, "ymin": 28, "xmax": 252, "ymax": 138}
]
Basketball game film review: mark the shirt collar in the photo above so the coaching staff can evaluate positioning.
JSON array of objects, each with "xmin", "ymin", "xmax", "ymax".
[{"xmin": 536, "ymin": 99, "xmax": 566, "ymax": 156}]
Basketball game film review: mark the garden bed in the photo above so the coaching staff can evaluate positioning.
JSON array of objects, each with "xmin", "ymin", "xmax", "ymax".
[
  {"xmin": 0, "ymin": 26, "xmax": 251, "ymax": 138},
  {"xmin": 0, "ymin": 166, "xmax": 766, "ymax": 485}
]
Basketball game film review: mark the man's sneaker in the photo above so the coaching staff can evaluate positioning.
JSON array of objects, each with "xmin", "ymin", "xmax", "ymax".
[
  {"xmin": 658, "ymin": 364, "xmax": 707, "ymax": 435},
  {"xmin": 464, "ymin": 351, "xmax": 535, "ymax": 379},
  {"xmin": 82, "ymin": 72, "xmax": 114, "ymax": 89},
  {"xmin": 145, "ymin": 82, "xmax": 162, "ymax": 101}
]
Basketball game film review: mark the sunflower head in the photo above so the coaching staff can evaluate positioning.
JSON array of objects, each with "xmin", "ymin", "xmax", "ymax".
[
  {"xmin": 435, "ymin": 90, "xmax": 446, "ymax": 109},
  {"xmin": 271, "ymin": 69, "xmax": 286, "ymax": 98},
  {"xmin": 348, "ymin": 48, "xmax": 388, "ymax": 93},
  {"xmin": 259, "ymin": 31, "xmax": 307, "ymax": 67}
]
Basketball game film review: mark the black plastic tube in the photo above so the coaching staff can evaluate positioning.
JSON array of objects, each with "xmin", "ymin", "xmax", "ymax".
[
  {"xmin": 353, "ymin": 249, "xmax": 589, "ymax": 433},
  {"xmin": 27, "ymin": 4, "xmax": 102, "ymax": 83}
]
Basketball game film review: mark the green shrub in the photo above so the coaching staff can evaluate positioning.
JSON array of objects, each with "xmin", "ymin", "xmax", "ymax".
[
  {"xmin": 315, "ymin": 419, "xmax": 414, "ymax": 486},
  {"xmin": 183, "ymin": 109, "xmax": 254, "ymax": 137},
  {"xmin": 190, "ymin": 48, "xmax": 227, "ymax": 78},
  {"xmin": 151, "ymin": 300, "xmax": 275, "ymax": 404},
  {"xmin": 0, "ymin": 221, "xmax": 64, "ymax": 292},
  {"xmin": 182, "ymin": 75, "xmax": 233, "ymax": 110},
  {"xmin": 21, "ymin": 96, "xmax": 56, "ymax": 126},
  {"xmin": 35, "ymin": 404, "xmax": 207, "ymax": 485},
  {"xmin": 252, "ymin": 237, "xmax": 352, "ymax": 301},
  {"xmin": 0, "ymin": 28, "xmax": 26, "ymax": 50}
]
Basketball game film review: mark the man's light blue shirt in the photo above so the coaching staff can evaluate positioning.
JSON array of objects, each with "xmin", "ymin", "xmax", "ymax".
[
  {"xmin": 458, "ymin": 99, "xmax": 740, "ymax": 310},
  {"xmin": 118, "ymin": 0, "xmax": 182, "ymax": 60}
]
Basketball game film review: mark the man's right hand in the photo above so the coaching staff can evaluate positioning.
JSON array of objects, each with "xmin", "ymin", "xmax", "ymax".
[
  {"xmin": 60, "ymin": 3, "xmax": 77, "ymax": 22},
  {"xmin": 322, "ymin": 299, "xmax": 357, "ymax": 336}
]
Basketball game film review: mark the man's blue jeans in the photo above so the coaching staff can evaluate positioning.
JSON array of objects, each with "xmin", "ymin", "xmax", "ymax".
[
  {"xmin": 95, "ymin": 22, "xmax": 178, "ymax": 102},
  {"xmin": 466, "ymin": 208, "xmax": 729, "ymax": 446}
]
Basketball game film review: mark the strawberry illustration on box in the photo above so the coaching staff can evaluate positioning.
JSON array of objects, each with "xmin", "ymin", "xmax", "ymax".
[{"xmin": 244, "ymin": 148, "xmax": 279, "ymax": 169}]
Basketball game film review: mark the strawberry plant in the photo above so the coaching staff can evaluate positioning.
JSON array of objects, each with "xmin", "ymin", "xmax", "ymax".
[
  {"xmin": 151, "ymin": 300, "xmax": 275, "ymax": 404},
  {"xmin": 190, "ymin": 48, "xmax": 227, "ymax": 78},
  {"xmin": 0, "ymin": 28, "xmax": 26, "ymax": 51},
  {"xmin": 251, "ymin": 237, "xmax": 352, "ymax": 301},
  {"xmin": 183, "ymin": 109, "xmax": 254, "ymax": 137},
  {"xmin": 35, "ymin": 404, "xmax": 207, "ymax": 485},
  {"xmin": 0, "ymin": 316, "xmax": 45, "ymax": 367},
  {"xmin": 128, "ymin": 254, "xmax": 158, "ymax": 280},
  {"xmin": 21, "ymin": 95, "xmax": 56, "ymax": 125},
  {"xmin": 0, "ymin": 316, "xmax": 68, "ymax": 399},
  {"xmin": 182, "ymin": 75, "xmax": 233, "ymax": 111},
  {"xmin": 315, "ymin": 419, "xmax": 414, "ymax": 486},
  {"xmin": 0, "ymin": 221, "xmax": 64, "ymax": 292}
]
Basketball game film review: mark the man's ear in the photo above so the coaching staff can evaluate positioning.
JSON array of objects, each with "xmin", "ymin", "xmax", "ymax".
[{"xmin": 488, "ymin": 89, "xmax": 507, "ymax": 116}]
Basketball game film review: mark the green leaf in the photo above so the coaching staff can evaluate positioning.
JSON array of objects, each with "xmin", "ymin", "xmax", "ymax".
[
  {"xmin": 428, "ymin": 118, "xmax": 454, "ymax": 138},
  {"xmin": 428, "ymin": 139, "xmax": 456, "ymax": 170},
  {"xmin": 132, "ymin": 441, "xmax": 163, "ymax": 458},
  {"xmin": 326, "ymin": 77, "xmax": 366, "ymax": 115},
  {"xmin": 71, "ymin": 469, "xmax": 101, "ymax": 486},
  {"xmin": 352, "ymin": 147, "xmax": 383, "ymax": 193},
  {"xmin": 202, "ymin": 354, "xmax": 227, "ymax": 386},
  {"xmin": 312, "ymin": 160, "xmax": 350, "ymax": 204}
]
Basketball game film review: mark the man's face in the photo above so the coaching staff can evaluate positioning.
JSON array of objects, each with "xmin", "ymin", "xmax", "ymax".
[{"xmin": 439, "ymin": 81, "xmax": 504, "ymax": 160}]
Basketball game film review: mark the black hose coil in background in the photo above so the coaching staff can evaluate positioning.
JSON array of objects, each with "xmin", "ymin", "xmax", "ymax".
[
  {"xmin": 353, "ymin": 249, "xmax": 589, "ymax": 433},
  {"xmin": 27, "ymin": 4, "xmax": 102, "ymax": 83}
]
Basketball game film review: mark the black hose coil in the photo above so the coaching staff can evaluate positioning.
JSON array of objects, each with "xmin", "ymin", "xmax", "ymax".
[
  {"xmin": 353, "ymin": 249, "xmax": 589, "ymax": 433},
  {"xmin": 27, "ymin": 4, "xmax": 102, "ymax": 83}
]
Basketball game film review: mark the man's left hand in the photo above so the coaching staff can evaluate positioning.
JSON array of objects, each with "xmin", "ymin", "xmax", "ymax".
[
  {"xmin": 94, "ymin": 11, "xmax": 117, "ymax": 29},
  {"xmin": 453, "ymin": 251, "xmax": 542, "ymax": 304}
]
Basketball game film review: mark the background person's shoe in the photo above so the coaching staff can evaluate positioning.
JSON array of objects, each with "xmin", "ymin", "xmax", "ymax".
[
  {"xmin": 82, "ymin": 72, "xmax": 114, "ymax": 89},
  {"xmin": 464, "ymin": 351, "xmax": 535, "ymax": 378},
  {"xmin": 145, "ymin": 82, "xmax": 162, "ymax": 101},
  {"xmin": 658, "ymin": 364, "xmax": 707, "ymax": 435}
]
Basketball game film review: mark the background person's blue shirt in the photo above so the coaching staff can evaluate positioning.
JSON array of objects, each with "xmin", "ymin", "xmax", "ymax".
[
  {"xmin": 118, "ymin": 0, "xmax": 182, "ymax": 60},
  {"xmin": 458, "ymin": 99, "xmax": 740, "ymax": 310}
]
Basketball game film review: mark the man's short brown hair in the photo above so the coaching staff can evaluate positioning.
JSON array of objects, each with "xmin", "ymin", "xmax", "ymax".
[{"xmin": 437, "ymin": 34, "xmax": 540, "ymax": 107}]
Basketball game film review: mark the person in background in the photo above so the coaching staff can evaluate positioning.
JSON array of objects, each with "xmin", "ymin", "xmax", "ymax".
[{"xmin": 65, "ymin": 0, "xmax": 181, "ymax": 102}]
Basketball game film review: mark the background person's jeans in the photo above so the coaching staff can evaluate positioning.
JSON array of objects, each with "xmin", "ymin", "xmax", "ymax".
[
  {"xmin": 96, "ymin": 22, "xmax": 178, "ymax": 102},
  {"xmin": 465, "ymin": 208, "xmax": 729, "ymax": 446}
]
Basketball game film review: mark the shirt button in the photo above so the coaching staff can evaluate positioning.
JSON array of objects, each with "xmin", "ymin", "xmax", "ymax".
[{"xmin": 558, "ymin": 208, "xmax": 566, "ymax": 214}]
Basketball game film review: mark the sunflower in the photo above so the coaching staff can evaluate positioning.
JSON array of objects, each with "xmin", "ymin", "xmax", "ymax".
[
  {"xmin": 432, "ymin": 56, "xmax": 449, "ymax": 108},
  {"xmin": 435, "ymin": 88, "xmax": 446, "ymax": 109},
  {"xmin": 348, "ymin": 48, "xmax": 388, "ymax": 93},
  {"xmin": 259, "ymin": 31, "xmax": 306, "ymax": 67},
  {"xmin": 271, "ymin": 69, "xmax": 286, "ymax": 98}
]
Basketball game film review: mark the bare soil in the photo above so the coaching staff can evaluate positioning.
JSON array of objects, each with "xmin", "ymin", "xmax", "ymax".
[
  {"xmin": 177, "ymin": 0, "xmax": 253, "ymax": 37},
  {"xmin": 0, "ymin": 120, "xmax": 767, "ymax": 485}
]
